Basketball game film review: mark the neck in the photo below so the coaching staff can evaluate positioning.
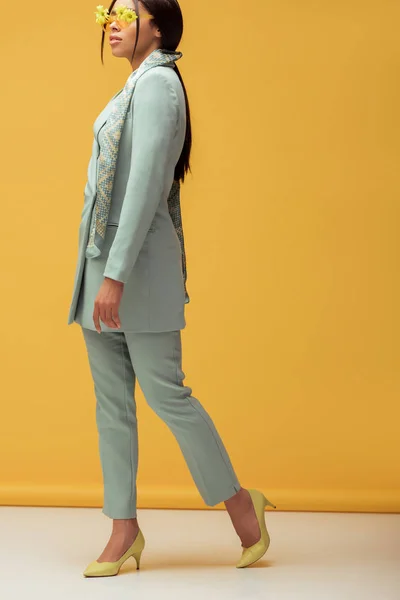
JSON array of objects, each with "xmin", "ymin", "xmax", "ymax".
[{"xmin": 130, "ymin": 45, "xmax": 160, "ymax": 72}]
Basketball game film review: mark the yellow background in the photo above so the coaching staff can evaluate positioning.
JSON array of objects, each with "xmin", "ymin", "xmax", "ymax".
[{"xmin": 0, "ymin": 1, "xmax": 399, "ymax": 513}]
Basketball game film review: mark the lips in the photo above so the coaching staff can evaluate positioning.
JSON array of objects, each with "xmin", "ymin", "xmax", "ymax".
[{"xmin": 110, "ymin": 36, "xmax": 122, "ymax": 41}]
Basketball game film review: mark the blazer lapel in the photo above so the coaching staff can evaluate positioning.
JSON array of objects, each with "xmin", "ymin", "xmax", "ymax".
[
  {"xmin": 93, "ymin": 88, "xmax": 123, "ymax": 143},
  {"xmin": 82, "ymin": 89, "xmax": 125, "ymax": 242}
]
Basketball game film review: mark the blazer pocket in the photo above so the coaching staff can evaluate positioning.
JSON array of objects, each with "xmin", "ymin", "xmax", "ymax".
[{"xmin": 106, "ymin": 223, "xmax": 156, "ymax": 233}]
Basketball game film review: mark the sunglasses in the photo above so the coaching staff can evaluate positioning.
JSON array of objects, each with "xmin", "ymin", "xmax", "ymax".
[{"xmin": 95, "ymin": 4, "xmax": 154, "ymax": 32}]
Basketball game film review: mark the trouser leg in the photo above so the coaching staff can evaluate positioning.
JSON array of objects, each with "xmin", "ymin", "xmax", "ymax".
[
  {"xmin": 124, "ymin": 329, "xmax": 241, "ymax": 506},
  {"xmin": 81, "ymin": 327, "xmax": 138, "ymax": 518}
]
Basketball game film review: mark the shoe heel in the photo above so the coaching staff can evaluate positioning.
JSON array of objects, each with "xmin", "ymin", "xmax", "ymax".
[
  {"xmin": 133, "ymin": 550, "xmax": 142, "ymax": 570},
  {"xmin": 263, "ymin": 495, "xmax": 277, "ymax": 509}
]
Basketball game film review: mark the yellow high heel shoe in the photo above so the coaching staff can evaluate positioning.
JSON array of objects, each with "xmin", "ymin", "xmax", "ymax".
[
  {"xmin": 236, "ymin": 489, "xmax": 276, "ymax": 568},
  {"xmin": 83, "ymin": 529, "xmax": 145, "ymax": 577}
]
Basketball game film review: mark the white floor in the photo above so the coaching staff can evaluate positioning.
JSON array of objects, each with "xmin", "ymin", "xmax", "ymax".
[{"xmin": 1, "ymin": 506, "xmax": 399, "ymax": 600}]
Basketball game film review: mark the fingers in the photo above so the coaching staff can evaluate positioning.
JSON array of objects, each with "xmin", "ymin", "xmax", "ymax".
[
  {"xmin": 93, "ymin": 304, "xmax": 101, "ymax": 334},
  {"xmin": 111, "ymin": 308, "xmax": 121, "ymax": 329},
  {"xmin": 105, "ymin": 306, "xmax": 121, "ymax": 329},
  {"xmin": 93, "ymin": 302, "xmax": 121, "ymax": 332}
]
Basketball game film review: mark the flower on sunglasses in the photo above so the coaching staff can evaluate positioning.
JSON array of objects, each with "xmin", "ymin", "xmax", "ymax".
[
  {"xmin": 94, "ymin": 5, "xmax": 110, "ymax": 25},
  {"xmin": 116, "ymin": 6, "xmax": 137, "ymax": 23}
]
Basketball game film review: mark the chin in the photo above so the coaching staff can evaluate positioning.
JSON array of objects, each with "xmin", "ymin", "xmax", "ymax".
[{"xmin": 110, "ymin": 47, "xmax": 125, "ymax": 56}]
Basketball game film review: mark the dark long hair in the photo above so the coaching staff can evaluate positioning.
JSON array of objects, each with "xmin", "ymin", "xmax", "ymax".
[{"xmin": 99, "ymin": 0, "xmax": 192, "ymax": 183}]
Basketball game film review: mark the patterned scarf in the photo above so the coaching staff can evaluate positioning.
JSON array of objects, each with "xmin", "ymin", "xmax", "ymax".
[{"xmin": 85, "ymin": 48, "xmax": 189, "ymax": 304}]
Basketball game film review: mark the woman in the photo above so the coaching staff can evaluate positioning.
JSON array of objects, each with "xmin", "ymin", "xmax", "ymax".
[{"xmin": 67, "ymin": 0, "xmax": 276, "ymax": 577}]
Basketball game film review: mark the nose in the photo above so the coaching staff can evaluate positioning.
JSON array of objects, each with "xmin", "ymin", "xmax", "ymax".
[{"xmin": 109, "ymin": 18, "xmax": 121, "ymax": 33}]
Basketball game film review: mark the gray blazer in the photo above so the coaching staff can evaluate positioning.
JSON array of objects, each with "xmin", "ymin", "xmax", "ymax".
[{"xmin": 67, "ymin": 65, "xmax": 188, "ymax": 332}]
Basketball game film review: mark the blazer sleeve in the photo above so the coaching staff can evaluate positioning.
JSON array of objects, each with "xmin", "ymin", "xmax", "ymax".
[{"xmin": 103, "ymin": 69, "xmax": 179, "ymax": 283}]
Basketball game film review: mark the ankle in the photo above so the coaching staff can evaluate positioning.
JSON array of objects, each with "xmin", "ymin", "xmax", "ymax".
[
  {"xmin": 224, "ymin": 488, "xmax": 250, "ymax": 512},
  {"xmin": 111, "ymin": 518, "xmax": 139, "ymax": 534}
]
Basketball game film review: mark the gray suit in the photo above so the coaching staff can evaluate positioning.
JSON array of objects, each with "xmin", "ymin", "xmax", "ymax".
[
  {"xmin": 67, "ymin": 64, "xmax": 241, "ymax": 518},
  {"xmin": 67, "ymin": 65, "xmax": 187, "ymax": 332}
]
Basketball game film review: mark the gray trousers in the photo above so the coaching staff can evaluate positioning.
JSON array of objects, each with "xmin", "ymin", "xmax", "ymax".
[{"xmin": 81, "ymin": 327, "xmax": 241, "ymax": 518}]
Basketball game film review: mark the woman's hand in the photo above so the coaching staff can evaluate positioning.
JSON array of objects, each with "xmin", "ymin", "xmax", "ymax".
[{"xmin": 93, "ymin": 277, "xmax": 124, "ymax": 333}]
